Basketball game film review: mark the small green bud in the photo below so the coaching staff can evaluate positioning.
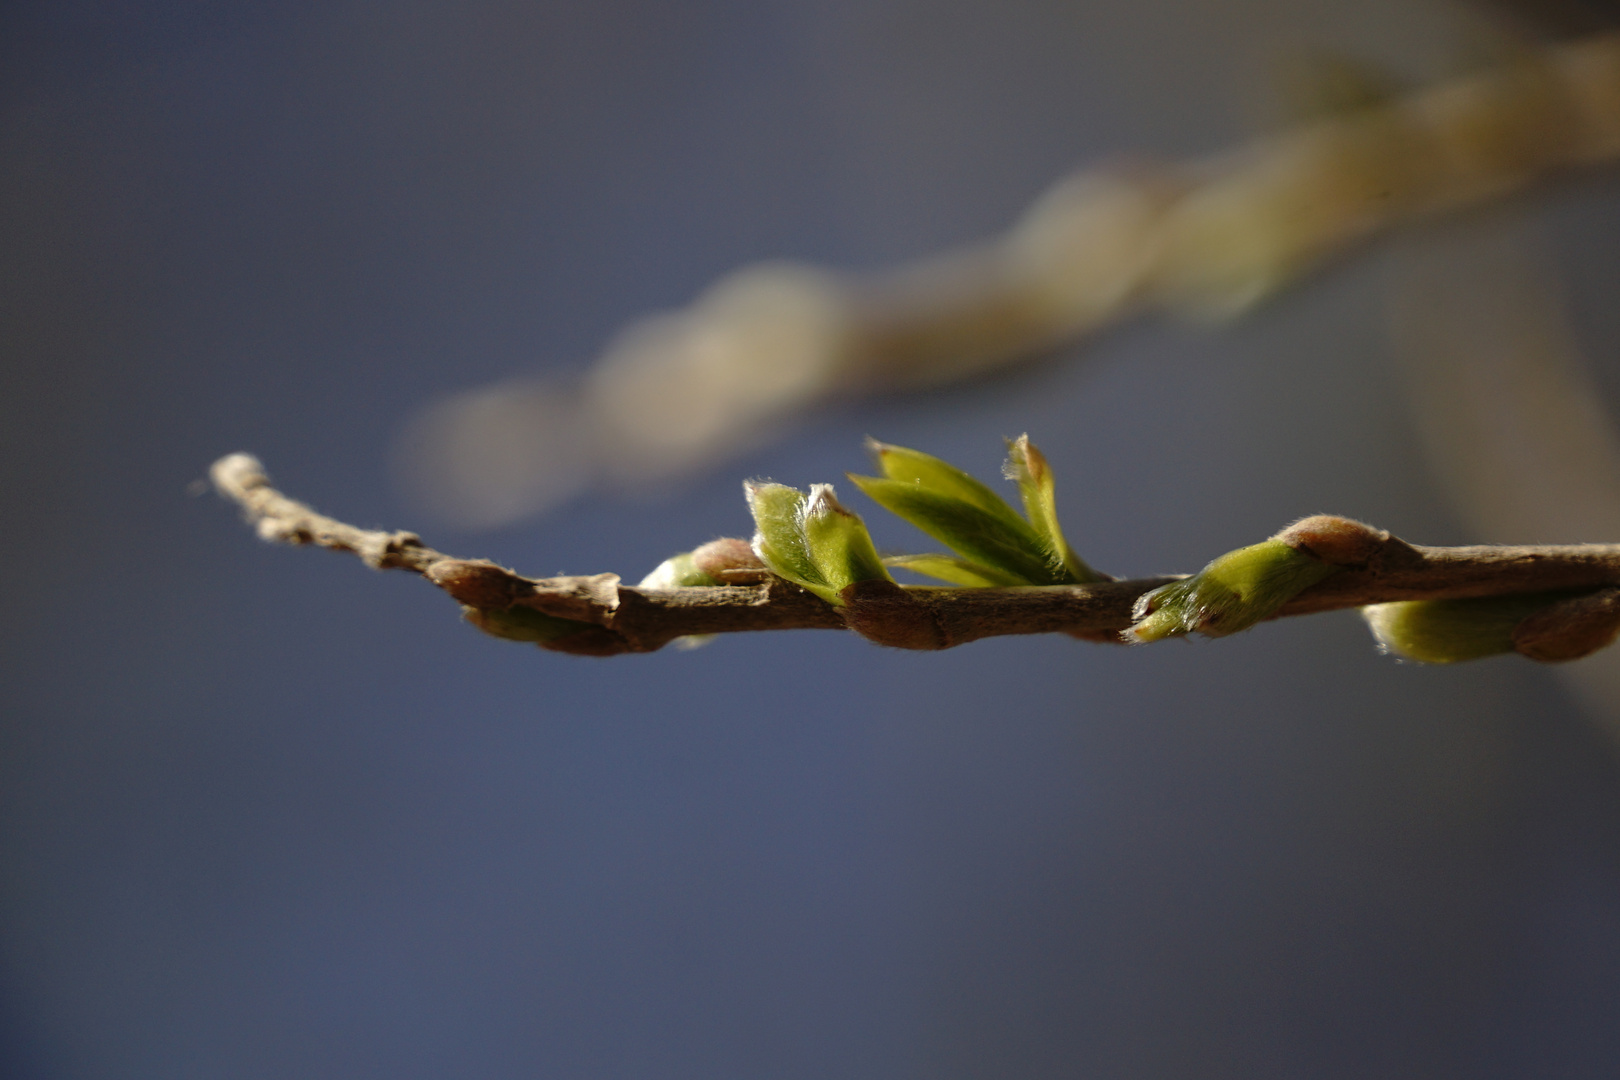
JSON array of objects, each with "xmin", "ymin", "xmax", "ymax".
[
  {"xmin": 1127, "ymin": 538, "xmax": 1340, "ymax": 642},
  {"xmin": 635, "ymin": 544, "xmax": 762, "ymax": 652},
  {"xmin": 883, "ymin": 553, "xmax": 1028, "ymax": 587},
  {"xmin": 463, "ymin": 604, "xmax": 594, "ymax": 643},
  {"xmin": 1363, "ymin": 591, "xmax": 1596, "ymax": 664},
  {"xmin": 637, "ymin": 551, "xmax": 720, "ymax": 590},
  {"xmin": 1003, "ymin": 434, "xmax": 1103, "ymax": 583}
]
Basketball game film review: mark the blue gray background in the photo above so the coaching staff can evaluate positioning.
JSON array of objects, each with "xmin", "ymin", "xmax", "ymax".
[{"xmin": 4, "ymin": 2, "xmax": 1620, "ymax": 1076}]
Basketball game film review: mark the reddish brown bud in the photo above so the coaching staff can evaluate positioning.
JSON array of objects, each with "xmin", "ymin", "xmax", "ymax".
[
  {"xmin": 1274, "ymin": 515, "xmax": 1386, "ymax": 566},
  {"xmin": 691, "ymin": 537, "xmax": 768, "ymax": 583},
  {"xmin": 1512, "ymin": 587, "xmax": 1620, "ymax": 662}
]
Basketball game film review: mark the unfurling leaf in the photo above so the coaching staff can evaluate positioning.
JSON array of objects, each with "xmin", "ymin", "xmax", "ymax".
[
  {"xmin": 853, "ymin": 437, "xmax": 1104, "ymax": 587},
  {"xmin": 803, "ymin": 484, "xmax": 890, "ymax": 595},
  {"xmin": 745, "ymin": 480, "xmax": 890, "ymax": 605},
  {"xmin": 1003, "ymin": 434, "xmax": 1103, "ymax": 583},
  {"xmin": 865, "ymin": 439, "xmax": 1030, "ymax": 533},
  {"xmin": 745, "ymin": 481, "xmax": 825, "ymax": 598},
  {"xmin": 847, "ymin": 474, "xmax": 1056, "ymax": 584}
]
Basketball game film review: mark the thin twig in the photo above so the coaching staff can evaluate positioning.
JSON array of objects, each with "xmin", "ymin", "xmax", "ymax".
[{"xmin": 212, "ymin": 453, "xmax": 1620, "ymax": 656}]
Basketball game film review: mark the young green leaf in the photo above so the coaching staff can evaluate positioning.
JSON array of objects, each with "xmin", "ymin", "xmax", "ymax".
[
  {"xmin": 1003, "ymin": 434, "xmax": 1103, "ymax": 583},
  {"xmin": 847, "ymin": 474, "xmax": 1057, "ymax": 585},
  {"xmin": 802, "ymin": 484, "xmax": 892, "ymax": 595},
  {"xmin": 883, "ymin": 553, "xmax": 1029, "ymax": 587},
  {"xmin": 745, "ymin": 480, "xmax": 890, "ymax": 606},
  {"xmin": 745, "ymin": 481, "xmax": 838, "ymax": 602},
  {"xmin": 1127, "ymin": 538, "xmax": 1340, "ymax": 642},
  {"xmin": 865, "ymin": 438, "xmax": 1029, "ymax": 532}
]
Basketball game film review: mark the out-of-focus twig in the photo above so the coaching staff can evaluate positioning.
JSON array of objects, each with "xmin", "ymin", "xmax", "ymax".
[{"xmin": 402, "ymin": 33, "xmax": 1620, "ymax": 526}]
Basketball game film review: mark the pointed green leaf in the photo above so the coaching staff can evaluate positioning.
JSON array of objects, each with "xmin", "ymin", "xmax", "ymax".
[
  {"xmin": 866, "ymin": 438, "xmax": 1028, "ymax": 532},
  {"xmin": 1003, "ymin": 434, "xmax": 1102, "ymax": 583},
  {"xmin": 848, "ymin": 474, "xmax": 1057, "ymax": 585},
  {"xmin": 883, "ymin": 553, "xmax": 1028, "ymax": 587},
  {"xmin": 802, "ymin": 484, "xmax": 891, "ymax": 594}
]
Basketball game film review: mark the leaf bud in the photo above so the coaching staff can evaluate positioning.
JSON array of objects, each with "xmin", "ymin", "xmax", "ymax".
[
  {"xmin": 1512, "ymin": 587, "xmax": 1620, "ymax": 662},
  {"xmin": 690, "ymin": 537, "xmax": 768, "ymax": 583},
  {"xmin": 866, "ymin": 438, "xmax": 1028, "ymax": 531},
  {"xmin": 636, "ymin": 551, "xmax": 719, "ymax": 590},
  {"xmin": 1126, "ymin": 538, "xmax": 1339, "ymax": 642},
  {"xmin": 802, "ymin": 484, "xmax": 892, "ymax": 595},
  {"xmin": 1274, "ymin": 514, "xmax": 1386, "ymax": 566},
  {"xmin": 1365, "ymin": 588, "xmax": 1620, "ymax": 664},
  {"xmin": 744, "ymin": 480, "xmax": 831, "ymax": 601},
  {"xmin": 744, "ymin": 480, "xmax": 889, "ymax": 606}
]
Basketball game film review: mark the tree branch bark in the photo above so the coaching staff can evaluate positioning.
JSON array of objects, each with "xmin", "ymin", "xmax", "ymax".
[{"xmin": 212, "ymin": 453, "xmax": 1620, "ymax": 657}]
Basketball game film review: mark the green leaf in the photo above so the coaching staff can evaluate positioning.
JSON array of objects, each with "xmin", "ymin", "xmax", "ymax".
[
  {"xmin": 744, "ymin": 480, "xmax": 887, "ymax": 606},
  {"xmin": 1362, "ymin": 591, "xmax": 1582, "ymax": 664},
  {"xmin": 1003, "ymin": 434, "xmax": 1103, "ymax": 583},
  {"xmin": 883, "ymin": 553, "xmax": 1028, "ymax": 587},
  {"xmin": 847, "ymin": 474, "xmax": 1057, "ymax": 585},
  {"xmin": 802, "ymin": 484, "xmax": 891, "ymax": 594},
  {"xmin": 1127, "ymin": 538, "xmax": 1339, "ymax": 642},
  {"xmin": 865, "ymin": 439, "xmax": 1029, "ymax": 532},
  {"xmin": 745, "ymin": 481, "xmax": 836, "ymax": 602}
]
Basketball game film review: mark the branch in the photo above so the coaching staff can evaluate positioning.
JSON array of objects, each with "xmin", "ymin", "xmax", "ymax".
[{"xmin": 211, "ymin": 453, "xmax": 1620, "ymax": 659}]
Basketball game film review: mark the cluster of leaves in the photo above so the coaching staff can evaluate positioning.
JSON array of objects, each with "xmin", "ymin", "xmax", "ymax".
[
  {"xmin": 743, "ymin": 435, "xmax": 1106, "ymax": 606},
  {"xmin": 737, "ymin": 437, "xmax": 1619, "ymax": 663},
  {"xmin": 465, "ymin": 434, "xmax": 1618, "ymax": 665}
]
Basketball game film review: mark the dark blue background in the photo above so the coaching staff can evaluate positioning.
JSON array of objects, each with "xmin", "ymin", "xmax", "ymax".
[{"xmin": 4, "ymin": 2, "xmax": 1619, "ymax": 1076}]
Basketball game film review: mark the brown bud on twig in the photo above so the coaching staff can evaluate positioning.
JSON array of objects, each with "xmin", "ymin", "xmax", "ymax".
[
  {"xmin": 1512, "ymin": 586, "xmax": 1620, "ymax": 662},
  {"xmin": 1275, "ymin": 515, "xmax": 1388, "ymax": 566},
  {"xmin": 690, "ymin": 537, "xmax": 769, "ymax": 583}
]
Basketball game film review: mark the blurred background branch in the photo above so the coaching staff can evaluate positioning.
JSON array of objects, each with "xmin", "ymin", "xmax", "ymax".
[{"xmin": 398, "ymin": 32, "xmax": 1620, "ymax": 528}]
